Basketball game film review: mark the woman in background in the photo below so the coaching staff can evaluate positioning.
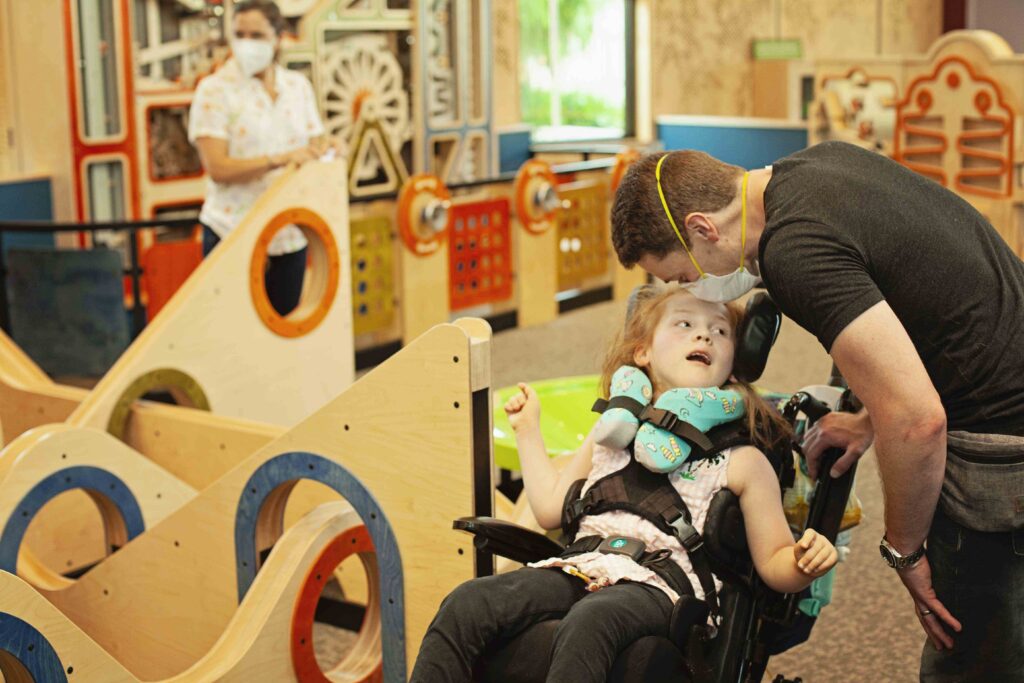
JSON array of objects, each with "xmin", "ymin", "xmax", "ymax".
[{"xmin": 189, "ymin": 0, "xmax": 333, "ymax": 315}]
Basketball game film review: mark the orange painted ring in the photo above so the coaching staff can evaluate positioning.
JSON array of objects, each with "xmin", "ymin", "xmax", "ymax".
[
  {"xmin": 250, "ymin": 207, "xmax": 341, "ymax": 338},
  {"xmin": 291, "ymin": 525, "xmax": 382, "ymax": 683},
  {"xmin": 397, "ymin": 173, "xmax": 452, "ymax": 256},
  {"xmin": 514, "ymin": 159, "xmax": 558, "ymax": 235},
  {"xmin": 610, "ymin": 149, "xmax": 641, "ymax": 194}
]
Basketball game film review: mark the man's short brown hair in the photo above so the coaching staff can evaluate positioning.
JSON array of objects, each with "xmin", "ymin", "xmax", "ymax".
[{"xmin": 611, "ymin": 151, "xmax": 744, "ymax": 268}]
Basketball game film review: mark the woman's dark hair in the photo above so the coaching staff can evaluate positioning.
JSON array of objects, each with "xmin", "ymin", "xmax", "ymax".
[{"xmin": 233, "ymin": 0, "xmax": 287, "ymax": 35}]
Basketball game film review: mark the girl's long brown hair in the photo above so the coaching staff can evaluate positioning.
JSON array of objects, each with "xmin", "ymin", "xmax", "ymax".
[{"xmin": 600, "ymin": 286, "xmax": 792, "ymax": 452}]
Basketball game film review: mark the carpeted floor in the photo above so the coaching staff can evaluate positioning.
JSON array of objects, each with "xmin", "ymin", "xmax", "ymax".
[{"xmin": 488, "ymin": 297, "xmax": 925, "ymax": 682}]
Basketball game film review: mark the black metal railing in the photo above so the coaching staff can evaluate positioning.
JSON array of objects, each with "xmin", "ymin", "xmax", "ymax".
[
  {"xmin": 0, "ymin": 156, "xmax": 618, "ymax": 339},
  {"xmin": 0, "ymin": 217, "xmax": 200, "ymax": 338}
]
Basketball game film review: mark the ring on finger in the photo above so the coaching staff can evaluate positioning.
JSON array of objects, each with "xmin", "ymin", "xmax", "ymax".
[{"xmin": 919, "ymin": 608, "xmax": 933, "ymax": 617}]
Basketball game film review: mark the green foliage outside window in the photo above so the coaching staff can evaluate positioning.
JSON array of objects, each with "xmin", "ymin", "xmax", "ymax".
[{"xmin": 519, "ymin": 0, "xmax": 626, "ymax": 138}]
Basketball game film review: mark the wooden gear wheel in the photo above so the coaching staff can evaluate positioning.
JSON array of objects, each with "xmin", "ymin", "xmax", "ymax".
[
  {"xmin": 397, "ymin": 173, "xmax": 453, "ymax": 256},
  {"xmin": 321, "ymin": 35, "xmax": 411, "ymax": 183},
  {"xmin": 514, "ymin": 159, "xmax": 560, "ymax": 235}
]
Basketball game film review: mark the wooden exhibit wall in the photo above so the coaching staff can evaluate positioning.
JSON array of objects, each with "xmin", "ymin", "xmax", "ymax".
[{"xmin": 811, "ymin": 30, "xmax": 1024, "ymax": 258}]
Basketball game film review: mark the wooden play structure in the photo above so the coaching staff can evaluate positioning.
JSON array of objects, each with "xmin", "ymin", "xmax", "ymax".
[
  {"xmin": 810, "ymin": 30, "xmax": 1024, "ymax": 257},
  {"xmin": 0, "ymin": 161, "xmax": 354, "ymax": 577},
  {"xmin": 382, "ymin": 156, "xmax": 646, "ymax": 344},
  {"xmin": 0, "ymin": 318, "xmax": 493, "ymax": 682},
  {"xmin": 1, "ymin": 0, "xmax": 643, "ymax": 366}
]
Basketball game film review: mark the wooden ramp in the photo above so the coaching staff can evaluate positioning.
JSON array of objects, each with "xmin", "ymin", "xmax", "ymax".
[{"xmin": 0, "ymin": 319, "xmax": 492, "ymax": 682}]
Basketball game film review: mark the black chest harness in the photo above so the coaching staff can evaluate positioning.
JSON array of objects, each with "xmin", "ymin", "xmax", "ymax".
[{"xmin": 559, "ymin": 399, "xmax": 757, "ymax": 622}]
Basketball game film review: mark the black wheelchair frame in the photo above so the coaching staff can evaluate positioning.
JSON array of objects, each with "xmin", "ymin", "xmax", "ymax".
[{"xmin": 454, "ymin": 381, "xmax": 860, "ymax": 683}]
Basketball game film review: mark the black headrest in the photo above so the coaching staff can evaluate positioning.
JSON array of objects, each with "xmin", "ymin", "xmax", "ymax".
[
  {"xmin": 625, "ymin": 287, "xmax": 781, "ymax": 384},
  {"xmin": 732, "ymin": 292, "xmax": 780, "ymax": 384}
]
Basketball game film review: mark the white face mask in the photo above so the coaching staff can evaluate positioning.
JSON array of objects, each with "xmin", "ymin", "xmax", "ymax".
[
  {"xmin": 679, "ymin": 263, "xmax": 761, "ymax": 303},
  {"xmin": 231, "ymin": 38, "xmax": 275, "ymax": 77},
  {"xmin": 655, "ymin": 157, "xmax": 761, "ymax": 303}
]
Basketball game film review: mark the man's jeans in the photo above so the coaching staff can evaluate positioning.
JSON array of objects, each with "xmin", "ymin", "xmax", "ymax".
[{"xmin": 920, "ymin": 505, "xmax": 1024, "ymax": 682}]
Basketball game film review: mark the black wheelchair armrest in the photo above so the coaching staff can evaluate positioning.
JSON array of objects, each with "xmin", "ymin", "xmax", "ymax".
[
  {"xmin": 702, "ymin": 490, "xmax": 754, "ymax": 590},
  {"xmin": 454, "ymin": 517, "xmax": 565, "ymax": 565},
  {"xmin": 668, "ymin": 594, "xmax": 710, "ymax": 650}
]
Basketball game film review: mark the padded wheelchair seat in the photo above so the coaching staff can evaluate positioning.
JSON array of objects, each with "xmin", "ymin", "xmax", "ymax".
[{"xmin": 703, "ymin": 490, "xmax": 754, "ymax": 590}]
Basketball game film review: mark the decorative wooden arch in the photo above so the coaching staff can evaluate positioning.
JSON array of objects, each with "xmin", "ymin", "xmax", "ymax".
[{"xmin": 894, "ymin": 55, "xmax": 1015, "ymax": 199}]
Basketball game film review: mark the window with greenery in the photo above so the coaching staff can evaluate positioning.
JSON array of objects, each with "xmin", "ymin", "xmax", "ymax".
[{"xmin": 519, "ymin": 0, "xmax": 631, "ymax": 142}]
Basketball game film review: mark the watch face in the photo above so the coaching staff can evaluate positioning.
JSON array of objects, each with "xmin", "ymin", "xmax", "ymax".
[{"xmin": 879, "ymin": 543, "xmax": 897, "ymax": 568}]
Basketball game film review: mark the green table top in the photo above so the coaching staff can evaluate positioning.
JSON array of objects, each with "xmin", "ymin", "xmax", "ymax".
[
  {"xmin": 492, "ymin": 375, "xmax": 792, "ymax": 472},
  {"xmin": 493, "ymin": 375, "xmax": 602, "ymax": 471}
]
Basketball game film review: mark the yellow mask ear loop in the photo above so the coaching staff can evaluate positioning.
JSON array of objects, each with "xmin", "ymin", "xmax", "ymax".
[
  {"xmin": 740, "ymin": 171, "xmax": 749, "ymax": 271},
  {"xmin": 655, "ymin": 154, "xmax": 705, "ymax": 278}
]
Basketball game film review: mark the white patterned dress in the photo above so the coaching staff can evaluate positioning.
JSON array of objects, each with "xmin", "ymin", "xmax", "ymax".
[
  {"xmin": 188, "ymin": 58, "xmax": 325, "ymax": 255},
  {"xmin": 530, "ymin": 443, "xmax": 732, "ymax": 603}
]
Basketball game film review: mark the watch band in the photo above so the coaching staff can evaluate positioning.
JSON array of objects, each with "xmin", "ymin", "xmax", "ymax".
[{"xmin": 879, "ymin": 536, "xmax": 926, "ymax": 569}]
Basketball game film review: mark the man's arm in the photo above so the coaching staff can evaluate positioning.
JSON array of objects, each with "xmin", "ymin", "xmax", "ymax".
[
  {"xmin": 830, "ymin": 300, "xmax": 945, "ymax": 551},
  {"xmin": 830, "ymin": 301, "xmax": 960, "ymax": 649}
]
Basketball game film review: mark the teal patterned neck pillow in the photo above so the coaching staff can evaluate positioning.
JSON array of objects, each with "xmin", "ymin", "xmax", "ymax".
[{"xmin": 594, "ymin": 365, "xmax": 746, "ymax": 473}]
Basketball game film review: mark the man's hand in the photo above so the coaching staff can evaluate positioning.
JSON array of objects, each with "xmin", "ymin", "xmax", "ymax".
[
  {"xmin": 898, "ymin": 555, "xmax": 961, "ymax": 650},
  {"xmin": 802, "ymin": 409, "xmax": 874, "ymax": 480},
  {"xmin": 504, "ymin": 383, "xmax": 541, "ymax": 434}
]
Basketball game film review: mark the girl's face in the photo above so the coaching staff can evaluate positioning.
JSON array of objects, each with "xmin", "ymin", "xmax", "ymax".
[{"xmin": 634, "ymin": 291, "xmax": 736, "ymax": 393}]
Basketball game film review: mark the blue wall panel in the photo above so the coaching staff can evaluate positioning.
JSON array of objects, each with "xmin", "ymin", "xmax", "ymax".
[
  {"xmin": 7, "ymin": 248, "xmax": 130, "ymax": 377},
  {"xmin": 0, "ymin": 177, "xmax": 55, "ymax": 252},
  {"xmin": 657, "ymin": 116, "xmax": 808, "ymax": 169},
  {"xmin": 497, "ymin": 127, "xmax": 532, "ymax": 175}
]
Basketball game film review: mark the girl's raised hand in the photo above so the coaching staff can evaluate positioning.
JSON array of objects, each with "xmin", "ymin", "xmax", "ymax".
[
  {"xmin": 794, "ymin": 529, "xmax": 838, "ymax": 577},
  {"xmin": 503, "ymin": 383, "xmax": 540, "ymax": 433}
]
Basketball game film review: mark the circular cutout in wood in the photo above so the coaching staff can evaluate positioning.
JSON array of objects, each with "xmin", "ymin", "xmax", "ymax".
[
  {"xmin": 250, "ymin": 208, "xmax": 341, "ymax": 338},
  {"xmin": 107, "ymin": 368, "xmax": 210, "ymax": 441}
]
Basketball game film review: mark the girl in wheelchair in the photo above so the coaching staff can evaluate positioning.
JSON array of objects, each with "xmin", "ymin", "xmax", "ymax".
[{"xmin": 411, "ymin": 287, "xmax": 837, "ymax": 683}]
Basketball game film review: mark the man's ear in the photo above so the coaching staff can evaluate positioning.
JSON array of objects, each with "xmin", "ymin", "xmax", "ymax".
[{"xmin": 683, "ymin": 212, "xmax": 720, "ymax": 244}]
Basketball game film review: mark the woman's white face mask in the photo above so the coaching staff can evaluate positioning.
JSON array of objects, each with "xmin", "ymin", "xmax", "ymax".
[{"xmin": 231, "ymin": 38, "xmax": 275, "ymax": 77}]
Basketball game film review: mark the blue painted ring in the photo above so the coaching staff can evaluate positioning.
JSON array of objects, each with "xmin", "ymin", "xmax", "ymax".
[{"xmin": 0, "ymin": 466, "xmax": 145, "ymax": 573}]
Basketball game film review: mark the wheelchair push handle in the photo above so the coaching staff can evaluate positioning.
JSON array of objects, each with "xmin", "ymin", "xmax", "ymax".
[{"xmin": 782, "ymin": 392, "xmax": 832, "ymax": 425}]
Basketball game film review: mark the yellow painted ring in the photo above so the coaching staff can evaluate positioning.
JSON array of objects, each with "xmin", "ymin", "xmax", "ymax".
[
  {"xmin": 250, "ymin": 207, "xmax": 341, "ymax": 338},
  {"xmin": 107, "ymin": 368, "xmax": 210, "ymax": 441}
]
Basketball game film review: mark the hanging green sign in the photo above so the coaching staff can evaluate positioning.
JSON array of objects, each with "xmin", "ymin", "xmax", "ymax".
[{"xmin": 752, "ymin": 39, "xmax": 803, "ymax": 60}]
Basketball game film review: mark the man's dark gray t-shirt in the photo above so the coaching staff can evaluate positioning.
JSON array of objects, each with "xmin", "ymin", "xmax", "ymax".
[{"xmin": 759, "ymin": 141, "xmax": 1024, "ymax": 435}]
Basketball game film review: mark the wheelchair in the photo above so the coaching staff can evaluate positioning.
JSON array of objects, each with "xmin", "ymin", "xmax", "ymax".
[{"xmin": 454, "ymin": 293, "xmax": 860, "ymax": 683}]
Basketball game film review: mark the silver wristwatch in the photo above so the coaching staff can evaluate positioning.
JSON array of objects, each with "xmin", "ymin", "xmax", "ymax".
[{"xmin": 879, "ymin": 536, "xmax": 926, "ymax": 569}]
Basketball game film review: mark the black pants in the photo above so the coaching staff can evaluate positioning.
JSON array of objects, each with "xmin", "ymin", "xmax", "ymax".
[
  {"xmin": 410, "ymin": 567, "xmax": 674, "ymax": 683},
  {"xmin": 202, "ymin": 224, "xmax": 306, "ymax": 316},
  {"xmin": 920, "ymin": 506, "xmax": 1024, "ymax": 682}
]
